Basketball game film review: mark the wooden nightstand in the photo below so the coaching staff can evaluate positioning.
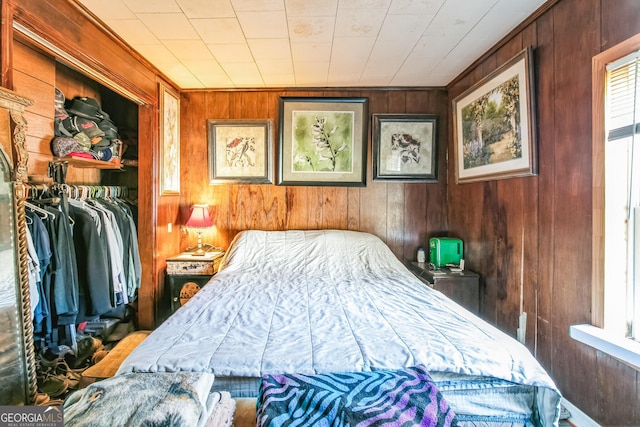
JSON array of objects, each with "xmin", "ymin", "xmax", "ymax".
[
  {"xmin": 166, "ymin": 251, "xmax": 224, "ymax": 314},
  {"xmin": 407, "ymin": 261, "xmax": 480, "ymax": 314}
]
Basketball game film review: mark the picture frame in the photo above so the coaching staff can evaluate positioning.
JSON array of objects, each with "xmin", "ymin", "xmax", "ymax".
[
  {"xmin": 207, "ymin": 119, "xmax": 273, "ymax": 184},
  {"xmin": 159, "ymin": 83, "xmax": 180, "ymax": 194},
  {"xmin": 372, "ymin": 114, "xmax": 438, "ymax": 182},
  {"xmin": 278, "ymin": 96, "xmax": 368, "ymax": 186},
  {"xmin": 452, "ymin": 46, "xmax": 537, "ymax": 183}
]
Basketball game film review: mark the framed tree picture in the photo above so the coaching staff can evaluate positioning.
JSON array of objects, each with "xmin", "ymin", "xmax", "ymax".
[
  {"xmin": 278, "ymin": 96, "xmax": 368, "ymax": 186},
  {"xmin": 372, "ymin": 114, "xmax": 438, "ymax": 181},
  {"xmin": 207, "ymin": 119, "xmax": 273, "ymax": 184},
  {"xmin": 452, "ymin": 47, "xmax": 537, "ymax": 183}
]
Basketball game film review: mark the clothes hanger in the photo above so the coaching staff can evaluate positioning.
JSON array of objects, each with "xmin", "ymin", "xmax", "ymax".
[
  {"xmin": 33, "ymin": 183, "xmax": 61, "ymax": 205},
  {"xmin": 24, "ymin": 201, "xmax": 54, "ymax": 219},
  {"xmin": 35, "ymin": 193, "xmax": 61, "ymax": 205}
]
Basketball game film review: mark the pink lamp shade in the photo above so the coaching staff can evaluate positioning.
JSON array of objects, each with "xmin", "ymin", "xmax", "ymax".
[
  {"xmin": 185, "ymin": 204, "xmax": 213, "ymax": 228},
  {"xmin": 185, "ymin": 204, "xmax": 213, "ymax": 255}
]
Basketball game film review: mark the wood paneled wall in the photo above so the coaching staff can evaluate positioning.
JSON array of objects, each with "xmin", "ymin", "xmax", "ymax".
[
  {"xmin": 13, "ymin": 41, "xmax": 102, "ymax": 183},
  {"xmin": 447, "ymin": 0, "xmax": 640, "ymax": 424},
  {"xmin": 176, "ymin": 89, "xmax": 448, "ymax": 263}
]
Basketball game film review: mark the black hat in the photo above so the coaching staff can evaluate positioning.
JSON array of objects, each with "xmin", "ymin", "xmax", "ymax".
[
  {"xmin": 60, "ymin": 116, "xmax": 80, "ymax": 135},
  {"xmin": 66, "ymin": 97, "xmax": 104, "ymax": 120},
  {"xmin": 98, "ymin": 118, "xmax": 119, "ymax": 140}
]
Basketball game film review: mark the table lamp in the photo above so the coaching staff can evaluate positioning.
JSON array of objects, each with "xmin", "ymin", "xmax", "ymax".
[{"xmin": 185, "ymin": 204, "xmax": 213, "ymax": 256}]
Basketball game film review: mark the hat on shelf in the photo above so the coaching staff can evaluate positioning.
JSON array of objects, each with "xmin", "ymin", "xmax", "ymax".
[
  {"xmin": 51, "ymin": 136, "xmax": 89, "ymax": 158},
  {"xmin": 89, "ymin": 147, "xmax": 113, "ymax": 161},
  {"xmin": 66, "ymin": 97, "xmax": 104, "ymax": 121},
  {"xmin": 54, "ymin": 88, "xmax": 68, "ymax": 120},
  {"xmin": 91, "ymin": 136, "xmax": 113, "ymax": 150},
  {"xmin": 75, "ymin": 117, "xmax": 105, "ymax": 139},
  {"xmin": 68, "ymin": 151, "xmax": 94, "ymax": 160},
  {"xmin": 60, "ymin": 116, "xmax": 80, "ymax": 136},
  {"xmin": 73, "ymin": 132, "xmax": 93, "ymax": 150},
  {"xmin": 98, "ymin": 118, "xmax": 119, "ymax": 140}
]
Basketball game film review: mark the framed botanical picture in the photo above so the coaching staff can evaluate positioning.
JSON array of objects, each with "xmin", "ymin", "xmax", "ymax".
[
  {"xmin": 207, "ymin": 119, "xmax": 273, "ymax": 184},
  {"xmin": 159, "ymin": 83, "xmax": 180, "ymax": 194},
  {"xmin": 452, "ymin": 46, "xmax": 537, "ymax": 183},
  {"xmin": 278, "ymin": 96, "xmax": 368, "ymax": 186},
  {"xmin": 372, "ymin": 114, "xmax": 438, "ymax": 181}
]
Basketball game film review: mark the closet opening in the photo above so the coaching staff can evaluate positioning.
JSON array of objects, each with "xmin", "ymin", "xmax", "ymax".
[{"xmin": 13, "ymin": 39, "xmax": 147, "ymax": 401}]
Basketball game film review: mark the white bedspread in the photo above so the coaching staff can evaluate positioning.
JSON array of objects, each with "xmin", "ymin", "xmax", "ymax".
[{"xmin": 118, "ymin": 230, "xmax": 561, "ymax": 426}]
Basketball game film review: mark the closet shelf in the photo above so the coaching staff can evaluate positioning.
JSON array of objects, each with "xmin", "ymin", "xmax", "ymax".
[{"xmin": 53, "ymin": 157, "xmax": 123, "ymax": 170}]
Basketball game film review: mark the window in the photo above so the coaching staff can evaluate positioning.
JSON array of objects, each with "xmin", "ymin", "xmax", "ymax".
[
  {"xmin": 570, "ymin": 34, "xmax": 640, "ymax": 370},
  {"xmin": 604, "ymin": 50, "xmax": 640, "ymax": 340}
]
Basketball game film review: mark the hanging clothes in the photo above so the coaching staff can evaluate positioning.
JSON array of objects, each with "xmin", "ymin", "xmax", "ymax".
[
  {"xmin": 94, "ymin": 198, "xmax": 141, "ymax": 301},
  {"xmin": 25, "ymin": 209, "xmax": 51, "ymax": 325},
  {"xmin": 64, "ymin": 186, "xmax": 140, "ymax": 315},
  {"xmin": 68, "ymin": 202, "xmax": 114, "ymax": 322},
  {"xmin": 24, "ymin": 226, "xmax": 40, "ymax": 319},
  {"xmin": 27, "ymin": 183, "xmax": 139, "ymax": 349},
  {"xmin": 27, "ymin": 196, "xmax": 79, "ymax": 349},
  {"xmin": 43, "ymin": 201, "xmax": 79, "ymax": 326}
]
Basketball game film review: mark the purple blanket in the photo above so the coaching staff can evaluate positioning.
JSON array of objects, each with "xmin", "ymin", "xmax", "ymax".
[{"xmin": 257, "ymin": 365, "xmax": 459, "ymax": 427}]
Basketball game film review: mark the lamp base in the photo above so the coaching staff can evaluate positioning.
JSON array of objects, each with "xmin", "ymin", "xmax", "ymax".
[{"xmin": 190, "ymin": 231, "xmax": 206, "ymax": 256}]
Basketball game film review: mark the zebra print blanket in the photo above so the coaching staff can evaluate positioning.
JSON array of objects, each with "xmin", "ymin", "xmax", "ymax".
[{"xmin": 256, "ymin": 365, "xmax": 458, "ymax": 427}]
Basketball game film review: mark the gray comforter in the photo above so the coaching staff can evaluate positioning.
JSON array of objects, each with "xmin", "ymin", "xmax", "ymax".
[{"xmin": 118, "ymin": 230, "xmax": 561, "ymax": 426}]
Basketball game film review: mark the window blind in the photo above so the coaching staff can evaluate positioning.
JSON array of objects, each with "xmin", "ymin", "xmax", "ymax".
[{"xmin": 607, "ymin": 50, "xmax": 640, "ymax": 141}]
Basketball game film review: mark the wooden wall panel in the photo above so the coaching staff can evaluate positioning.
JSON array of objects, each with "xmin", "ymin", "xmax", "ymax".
[
  {"xmin": 136, "ymin": 103, "xmax": 157, "ymax": 329},
  {"xmin": 533, "ymin": 8, "xmax": 555, "ymax": 372},
  {"xmin": 13, "ymin": 40, "xmax": 53, "ymax": 180},
  {"xmin": 178, "ymin": 88, "xmax": 448, "ymax": 263},
  {"xmin": 11, "ymin": 0, "xmax": 156, "ymax": 103},
  {"xmin": 12, "ymin": 40, "xmax": 104, "ymax": 184},
  {"xmin": 550, "ymin": 0, "xmax": 599, "ymax": 407},
  {"xmin": 447, "ymin": 0, "xmax": 640, "ymax": 424}
]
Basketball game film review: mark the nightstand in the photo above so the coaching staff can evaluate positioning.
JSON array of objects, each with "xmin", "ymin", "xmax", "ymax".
[
  {"xmin": 407, "ymin": 261, "xmax": 480, "ymax": 314},
  {"xmin": 166, "ymin": 251, "xmax": 224, "ymax": 314}
]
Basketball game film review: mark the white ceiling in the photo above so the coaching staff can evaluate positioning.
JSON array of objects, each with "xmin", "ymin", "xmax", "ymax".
[{"xmin": 77, "ymin": 0, "xmax": 546, "ymax": 90}]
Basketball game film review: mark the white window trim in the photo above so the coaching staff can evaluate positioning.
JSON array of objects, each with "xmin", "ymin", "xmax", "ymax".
[
  {"xmin": 570, "ymin": 324, "xmax": 640, "ymax": 370},
  {"xmin": 560, "ymin": 398, "xmax": 601, "ymax": 427}
]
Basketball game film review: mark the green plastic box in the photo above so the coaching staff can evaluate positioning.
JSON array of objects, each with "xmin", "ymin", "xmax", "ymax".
[{"xmin": 429, "ymin": 237, "xmax": 463, "ymax": 268}]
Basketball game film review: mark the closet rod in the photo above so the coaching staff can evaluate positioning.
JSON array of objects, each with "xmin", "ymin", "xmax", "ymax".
[
  {"xmin": 57, "ymin": 184, "xmax": 130, "ymax": 199},
  {"xmin": 23, "ymin": 183, "xmax": 54, "ymax": 201},
  {"xmin": 24, "ymin": 183, "xmax": 131, "ymax": 199}
]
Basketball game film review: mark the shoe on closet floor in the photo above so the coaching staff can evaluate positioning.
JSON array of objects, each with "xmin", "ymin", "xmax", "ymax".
[
  {"xmin": 37, "ymin": 373, "xmax": 68, "ymax": 398},
  {"xmin": 35, "ymin": 392, "xmax": 63, "ymax": 406},
  {"xmin": 74, "ymin": 336, "xmax": 103, "ymax": 368}
]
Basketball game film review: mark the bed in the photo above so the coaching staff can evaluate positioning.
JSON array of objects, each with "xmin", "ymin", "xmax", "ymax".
[{"xmin": 118, "ymin": 229, "xmax": 561, "ymax": 426}]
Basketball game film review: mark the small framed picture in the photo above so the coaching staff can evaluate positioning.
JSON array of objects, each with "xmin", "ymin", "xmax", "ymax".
[
  {"xmin": 207, "ymin": 119, "xmax": 273, "ymax": 184},
  {"xmin": 372, "ymin": 114, "xmax": 438, "ymax": 182}
]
